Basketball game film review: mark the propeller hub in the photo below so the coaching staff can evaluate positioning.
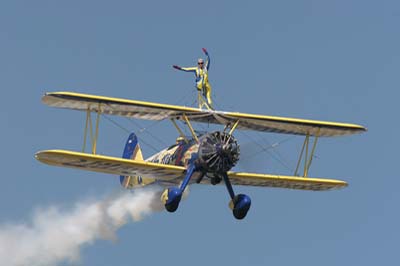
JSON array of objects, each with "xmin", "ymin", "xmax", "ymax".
[{"xmin": 198, "ymin": 131, "xmax": 240, "ymax": 173}]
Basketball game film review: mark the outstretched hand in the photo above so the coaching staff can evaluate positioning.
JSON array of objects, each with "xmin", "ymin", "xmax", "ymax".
[
  {"xmin": 202, "ymin": 48, "xmax": 208, "ymax": 55},
  {"xmin": 173, "ymin": 65, "xmax": 182, "ymax": 70}
]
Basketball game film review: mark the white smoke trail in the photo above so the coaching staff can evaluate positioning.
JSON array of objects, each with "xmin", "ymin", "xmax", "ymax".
[{"xmin": 0, "ymin": 189, "xmax": 164, "ymax": 266}]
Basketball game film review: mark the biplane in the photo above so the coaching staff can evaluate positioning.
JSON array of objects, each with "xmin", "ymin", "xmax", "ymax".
[{"xmin": 35, "ymin": 92, "xmax": 366, "ymax": 219}]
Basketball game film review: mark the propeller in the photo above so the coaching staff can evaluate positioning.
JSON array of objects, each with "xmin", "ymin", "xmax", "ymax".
[{"xmin": 197, "ymin": 131, "xmax": 240, "ymax": 173}]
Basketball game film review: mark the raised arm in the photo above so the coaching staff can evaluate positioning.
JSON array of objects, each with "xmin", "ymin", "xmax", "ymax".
[{"xmin": 202, "ymin": 48, "xmax": 210, "ymax": 70}]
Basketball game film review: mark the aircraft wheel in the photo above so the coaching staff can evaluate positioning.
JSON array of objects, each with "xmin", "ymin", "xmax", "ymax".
[
  {"xmin": 229, "ymin": 194, "xmax": 251, "ymax": 220},
  {"xmin": 165, "ymin": 200, "xmax": 180, "ymax": 212},
  {"xmin": 162, "ymin": 187, "xmax": 182, "ymax": 213}
]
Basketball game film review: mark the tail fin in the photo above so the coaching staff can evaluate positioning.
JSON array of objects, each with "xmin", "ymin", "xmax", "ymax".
[
  {"xmin": 120, "ymin": 132, "xmax": 154, "ymax": 188},
  {"xmin": 122, "ymin": 132, "xmax": 143, "ymax": 161}
]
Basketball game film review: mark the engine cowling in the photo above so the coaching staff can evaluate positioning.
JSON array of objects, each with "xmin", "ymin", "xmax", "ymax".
[{"xmin": 197, "ymin": 131, "xmax": 240, "ymax": 173}]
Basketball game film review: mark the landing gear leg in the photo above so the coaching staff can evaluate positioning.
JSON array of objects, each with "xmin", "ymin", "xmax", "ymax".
[
  {"xmin": 222, "ymin": 172, "xmax": 235, "ymax": 200},
  {"xmin": 222, "ymin": 172, "xmax": 251, "ymax": 220},
  {"xmin": 161, "ymin": 164, "xmax": 196, "ymax": 213}
]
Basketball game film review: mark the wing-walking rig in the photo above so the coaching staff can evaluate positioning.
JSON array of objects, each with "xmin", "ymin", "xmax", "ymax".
[{"xmin": 36, "ymin": 92, "xmax": 366, "ymax": 219}]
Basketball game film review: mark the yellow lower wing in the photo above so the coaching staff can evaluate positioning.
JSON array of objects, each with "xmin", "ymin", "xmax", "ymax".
[
  {"xmin": 35, "ymin": 150, "xmax": 186, "ymax": 181},
  {"xmin": 36, "ymin": 150, "xmax": 347, "ymax": 191},
  {"xmin": 227, "ymin": 172, "xmax": 347, "ymax": 191}
]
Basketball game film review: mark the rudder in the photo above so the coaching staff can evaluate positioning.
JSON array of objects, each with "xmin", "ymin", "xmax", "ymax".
[{"xmin": 120, "ymin": 132, "xmax": 154, "ymax": 188}]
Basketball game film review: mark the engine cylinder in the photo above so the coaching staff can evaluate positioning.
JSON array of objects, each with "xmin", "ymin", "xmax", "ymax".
[{"xmin": 197, "ymin": 131, "xmax": 240, "ymax": 173}]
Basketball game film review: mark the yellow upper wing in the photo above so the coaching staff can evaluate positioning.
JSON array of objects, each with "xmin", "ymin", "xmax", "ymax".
[
  {"xmin": 42, "ymin": 91, "xmax": 366, "ymax": 137},
  {"xmin": 36, "ymin": 150, "xmax": 346, "ymax": 191}
]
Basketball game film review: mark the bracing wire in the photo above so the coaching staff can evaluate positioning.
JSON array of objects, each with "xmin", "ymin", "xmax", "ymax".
[
  {"xmin": 102, "ymin": 91, "xmax": 295, "ymax": 171},
  {"xmin": 102, "ymin": 115, "xmax": 160, "ymax": 153},
  {"xmin": 124, "ymin": 118, "xmax": 168, "ymax": 147},
  {"xmin": 255, "ymin": 132, "xmax": 294, "ymax": 166},
  {"xmin": 241, "ymin": 135, "xmax": 294, "ymax": 164},
  {"xmin": 238, "ymin": 130, "xmax": 294, "ymax": 172},
  {"xmin": 102, "ymin": 114, "xmax": 130, "ymax": 134},
  {"xmin": 101, "ymin": 103, "xmax": 171, "ymax": 154},
  {"xmin": 211, "ymin": 96, "xmax": 295, "ymax": 171},
  {"xmin": 104, "ymin": 103, "xmax": 168, "ymax": 147}
]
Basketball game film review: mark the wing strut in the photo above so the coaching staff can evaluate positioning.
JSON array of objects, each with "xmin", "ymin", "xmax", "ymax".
[
  {"xmin": 170, "ymin": 118, "xmax": 189, "ymax": 143},
  {"xmin": 82, "ymin": 103, "xmax": 102, "ymax": 154},
  {"xmin": 228, "ymin": 120, "xmax": 240, "ymax": 135},
  {"xmin": 182, "ymin": 113, "xmax": 199, "ymax": 143},
  {"xmin": 82, "ymin": 107, "xmax": 91, "ymax": 152},
  {"xmin": 294, "ymin": 128, "xmax": 320, "ymax": 177}
]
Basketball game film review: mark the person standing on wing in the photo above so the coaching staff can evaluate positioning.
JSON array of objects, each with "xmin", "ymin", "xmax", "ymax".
[{"xmin": 173, "ymin": 48, "xmax": 213, "ymax": 109}]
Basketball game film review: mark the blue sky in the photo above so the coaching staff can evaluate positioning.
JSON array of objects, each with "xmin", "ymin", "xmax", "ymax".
[{"xmin": 0, "ymin": 0, "xmax": 399, "ymax": 265}]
